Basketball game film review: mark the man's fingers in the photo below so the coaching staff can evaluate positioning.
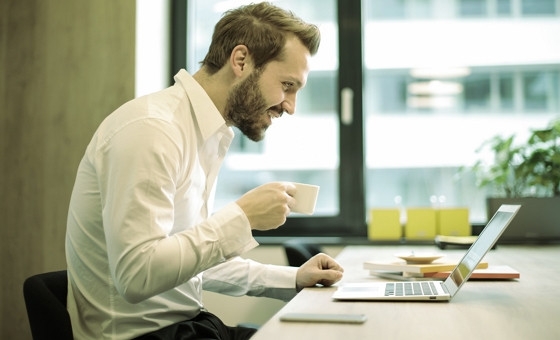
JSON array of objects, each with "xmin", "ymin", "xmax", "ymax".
[
  {"xmin": 316, "ymin": 254, "xmax": 344, "ymax": 272},
  {"xmin": 318, "ymin": 270, "xmax": 344, "ymax": 287}
]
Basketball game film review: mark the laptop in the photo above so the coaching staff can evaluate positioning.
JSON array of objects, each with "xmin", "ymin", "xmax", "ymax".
[{"xmin": 332, "ymin": 204, "xmax": 521, "ymax": 301}]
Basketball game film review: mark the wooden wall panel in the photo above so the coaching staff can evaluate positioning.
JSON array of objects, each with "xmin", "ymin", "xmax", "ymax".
[{"xmin": 0, "ymin": 0, "xmax": 136, "ymax": 338}]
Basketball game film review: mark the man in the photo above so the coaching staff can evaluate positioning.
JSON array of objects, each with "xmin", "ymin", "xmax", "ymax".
[{"xmin": 65, "ymin": 2, "xmax": 343, "ymax": 340}]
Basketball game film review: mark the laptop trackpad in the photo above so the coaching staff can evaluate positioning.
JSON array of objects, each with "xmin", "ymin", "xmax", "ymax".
[{"xmin": 333, "ymin": 283, "xmax": 385, "ymax": 299}]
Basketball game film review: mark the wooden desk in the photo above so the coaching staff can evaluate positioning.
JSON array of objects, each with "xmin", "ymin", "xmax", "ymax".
[{"xmin": 252, "ymin": 245, "xmax": 560, "ymax": 340}]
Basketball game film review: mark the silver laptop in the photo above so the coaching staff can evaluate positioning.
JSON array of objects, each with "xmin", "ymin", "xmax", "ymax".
[{"xmin": 332, "ymin": 204, "xmax": 521, "ymax": 301}]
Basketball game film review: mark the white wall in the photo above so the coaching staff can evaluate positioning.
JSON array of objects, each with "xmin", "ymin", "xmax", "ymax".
[{"xmin": 135, "ymin": 0, "xmax": 170, "ymax": 97}]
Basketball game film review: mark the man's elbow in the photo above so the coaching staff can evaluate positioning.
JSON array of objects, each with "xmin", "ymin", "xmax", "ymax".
[
  {"xmin": 116, "ymin": 281, "xmax": 152, "ymax": 304},
  {"xmin": 113, "ymin": 270, "xmax": 154, "ymax": 304}
]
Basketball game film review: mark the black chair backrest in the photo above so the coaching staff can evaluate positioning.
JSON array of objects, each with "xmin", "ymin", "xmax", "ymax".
[
  {"xmin": 23, "ymin": 270, "xmax": 73, "ymax": 340},
  {"xmin": 283, "ymin": 239, "xmax": 323, "ymax": 267}
]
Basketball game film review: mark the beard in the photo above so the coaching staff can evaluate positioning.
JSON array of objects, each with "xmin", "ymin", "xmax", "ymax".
[{"xmin": 224, "ymin": 69, "xmax": 275, "ymax": 142}]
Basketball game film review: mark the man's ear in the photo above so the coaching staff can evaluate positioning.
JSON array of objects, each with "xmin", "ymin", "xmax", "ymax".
[{"xmin": 230, "ymin": 45, "xmax": 251, "ymax": 77}]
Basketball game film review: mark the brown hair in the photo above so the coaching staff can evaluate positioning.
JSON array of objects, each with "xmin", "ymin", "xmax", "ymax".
[{"xmin": 201, "ymin": 2, "xmax": 320, "ymax": 74}]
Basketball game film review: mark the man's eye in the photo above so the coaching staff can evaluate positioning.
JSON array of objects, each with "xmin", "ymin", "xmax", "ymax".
[{"xmin": 283, "ymin": 82, "xmax": 294, "ymax": 90}]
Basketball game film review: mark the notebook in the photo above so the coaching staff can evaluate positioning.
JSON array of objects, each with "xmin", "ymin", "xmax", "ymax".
[{"xmin": 332, "ymin": 204, "xmax": 521, "ymax": 301}]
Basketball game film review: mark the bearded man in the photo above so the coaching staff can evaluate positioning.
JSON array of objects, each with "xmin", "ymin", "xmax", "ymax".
[{"xmin": 65, "ymin": 2, "xmax": 343, "ymax": 339}]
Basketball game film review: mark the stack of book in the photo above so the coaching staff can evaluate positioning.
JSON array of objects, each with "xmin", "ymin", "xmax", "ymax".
[{"xmin": 364, "ymin": 260, "xmax": 520, "ymax": 281}]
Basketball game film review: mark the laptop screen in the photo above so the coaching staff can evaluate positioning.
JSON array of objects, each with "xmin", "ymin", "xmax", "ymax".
[{"xmin": 442, "ymin": 205, "xmax": 520, "ymax": 297}]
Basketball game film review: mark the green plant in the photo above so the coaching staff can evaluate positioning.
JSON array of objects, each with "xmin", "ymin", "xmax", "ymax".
[{"xmin": 471, "ymin": 118, "xmax": 560, "ymax": 198}]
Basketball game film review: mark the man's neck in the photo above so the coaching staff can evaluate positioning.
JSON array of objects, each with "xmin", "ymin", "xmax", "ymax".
[{"xmin": 192, "ymin": 67, "xmax": 231, "ymax": 119}]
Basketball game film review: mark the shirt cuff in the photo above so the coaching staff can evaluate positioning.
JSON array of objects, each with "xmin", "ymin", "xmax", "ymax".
[
  {"xmin": 262, "ymin": 264, "xmax": 299, "ymax": 301},
  {"xmin": 263, "ymin": 264, "xmax": 298, "ymax": 288},
  {"xmin": 210, "ymin": 202, "xmax": 259, "ymax": 258}
]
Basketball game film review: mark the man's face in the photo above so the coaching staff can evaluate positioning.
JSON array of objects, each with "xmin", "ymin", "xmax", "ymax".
[
  {"xmin": 224, "ymin": 36, "xmax": 311, "ymax": 142},
  {"xmin": 224, "ymin": 69, "xmax": 270, "ymax": 141}
]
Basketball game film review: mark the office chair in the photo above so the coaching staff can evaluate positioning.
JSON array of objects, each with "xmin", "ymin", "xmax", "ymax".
[
  {"xmin": 23, "ymin": 270, "xmax": 73, "ymax": 340},
  {"xmin": 23, "ymin": 269, "xmax": 258, "ymax": 336},
  {"xmin": 282, "ymin": 239, "xmax": 323, "ymax": 267}
]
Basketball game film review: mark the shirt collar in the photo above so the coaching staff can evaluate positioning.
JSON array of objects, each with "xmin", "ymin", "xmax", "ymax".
[{"xmin": 174, "ymin": 69, "xmax": 228, "ymax": 141}]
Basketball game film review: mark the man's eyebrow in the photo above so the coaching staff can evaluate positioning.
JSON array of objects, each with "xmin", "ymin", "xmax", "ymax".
[{"xmin": 287, "ymin": 77, "xmax": 305, "ymax": 89}]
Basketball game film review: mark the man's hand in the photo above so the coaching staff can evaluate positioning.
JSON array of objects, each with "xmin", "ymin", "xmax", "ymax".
[
  {"xmin": 296, "ymin": 253, "xmax": 344, "ymax": 291},
  {"xmin": 236, "ymin": 182, "xmax": 296, "ymax": 230}
]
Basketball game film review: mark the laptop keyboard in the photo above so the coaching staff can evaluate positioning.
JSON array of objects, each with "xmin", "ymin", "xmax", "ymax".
[{"xmin": 384, "ymin": 282, "xmax": 440, "ymax": 296}]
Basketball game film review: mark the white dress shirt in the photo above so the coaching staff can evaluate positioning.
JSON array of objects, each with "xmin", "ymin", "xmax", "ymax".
[{"xmin": 65, "ymin": 70, "xmax": 298, "ymax": 339}]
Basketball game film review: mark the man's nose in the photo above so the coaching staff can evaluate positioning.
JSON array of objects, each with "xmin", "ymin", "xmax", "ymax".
[{"xmin": 283, "ymin": 94, "xmax": 297, "ymax": 115}]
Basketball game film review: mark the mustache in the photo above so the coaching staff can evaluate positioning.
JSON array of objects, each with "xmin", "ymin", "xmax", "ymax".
[{"xmin": 268, "ymin": 105, "xmax": 285, "ymax": 117}]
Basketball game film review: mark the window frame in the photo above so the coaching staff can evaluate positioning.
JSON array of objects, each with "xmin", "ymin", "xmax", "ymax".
[{"xmin": 170, "ymin": 0, "xmax": 367, "ymax": 238}]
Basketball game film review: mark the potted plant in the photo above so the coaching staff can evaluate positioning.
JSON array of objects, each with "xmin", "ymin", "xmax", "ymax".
[
  {"xmin": 517, "ymin": 119, "xmax": 560, "ymax": 197},
  {"xmin": 470, "ymin": 117, "xmax": 560, "ymax": 242}
]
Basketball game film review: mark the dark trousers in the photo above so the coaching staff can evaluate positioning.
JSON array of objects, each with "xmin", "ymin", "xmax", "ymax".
[{"xmin": 133, "ymin": 311, "xmax": 258, "ymax": 340}]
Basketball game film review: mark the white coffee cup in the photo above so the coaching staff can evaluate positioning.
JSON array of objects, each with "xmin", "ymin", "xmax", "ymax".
[{"xmin": 291, "ymin": 183, "xmax": 320, "ymax": 215}]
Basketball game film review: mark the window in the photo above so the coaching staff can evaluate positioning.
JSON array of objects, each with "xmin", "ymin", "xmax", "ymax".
[
  {"xmin": 362, "ymin": 1, "xmax": 560, "ymax": 224},
  {"xmin": 497, "ymin": 0, "xmax": 512, "ymax": 16},
  {"xmin": 498, "ymin": 73, "xmax": 514, "ymax": 110},
  {"xmin": 524, "ymin": 71, "xmax": 551, "ymax": 110},
  {"xmin": 459, "ymin": 0, "xmax": 487, "ymax": 16},
  {"xmin": 464, "ymin": 74, "xmax": 491, "ymax": 111},
  {"xmin": 172, "ymin": 0, "xmax": 560, "ymax": 238},
  {"xmin": 173, "ymin": 0, "xmax": 365, "ymax": 237},
  {"xmin": 522, "ymin": 0, "xmax": 557, "ymax": 15}
]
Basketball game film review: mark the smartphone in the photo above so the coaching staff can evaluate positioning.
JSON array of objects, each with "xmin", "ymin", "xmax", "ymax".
[{"xmin": 279, "ymin": 312, "xmax": 367, "ymax": 324}]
